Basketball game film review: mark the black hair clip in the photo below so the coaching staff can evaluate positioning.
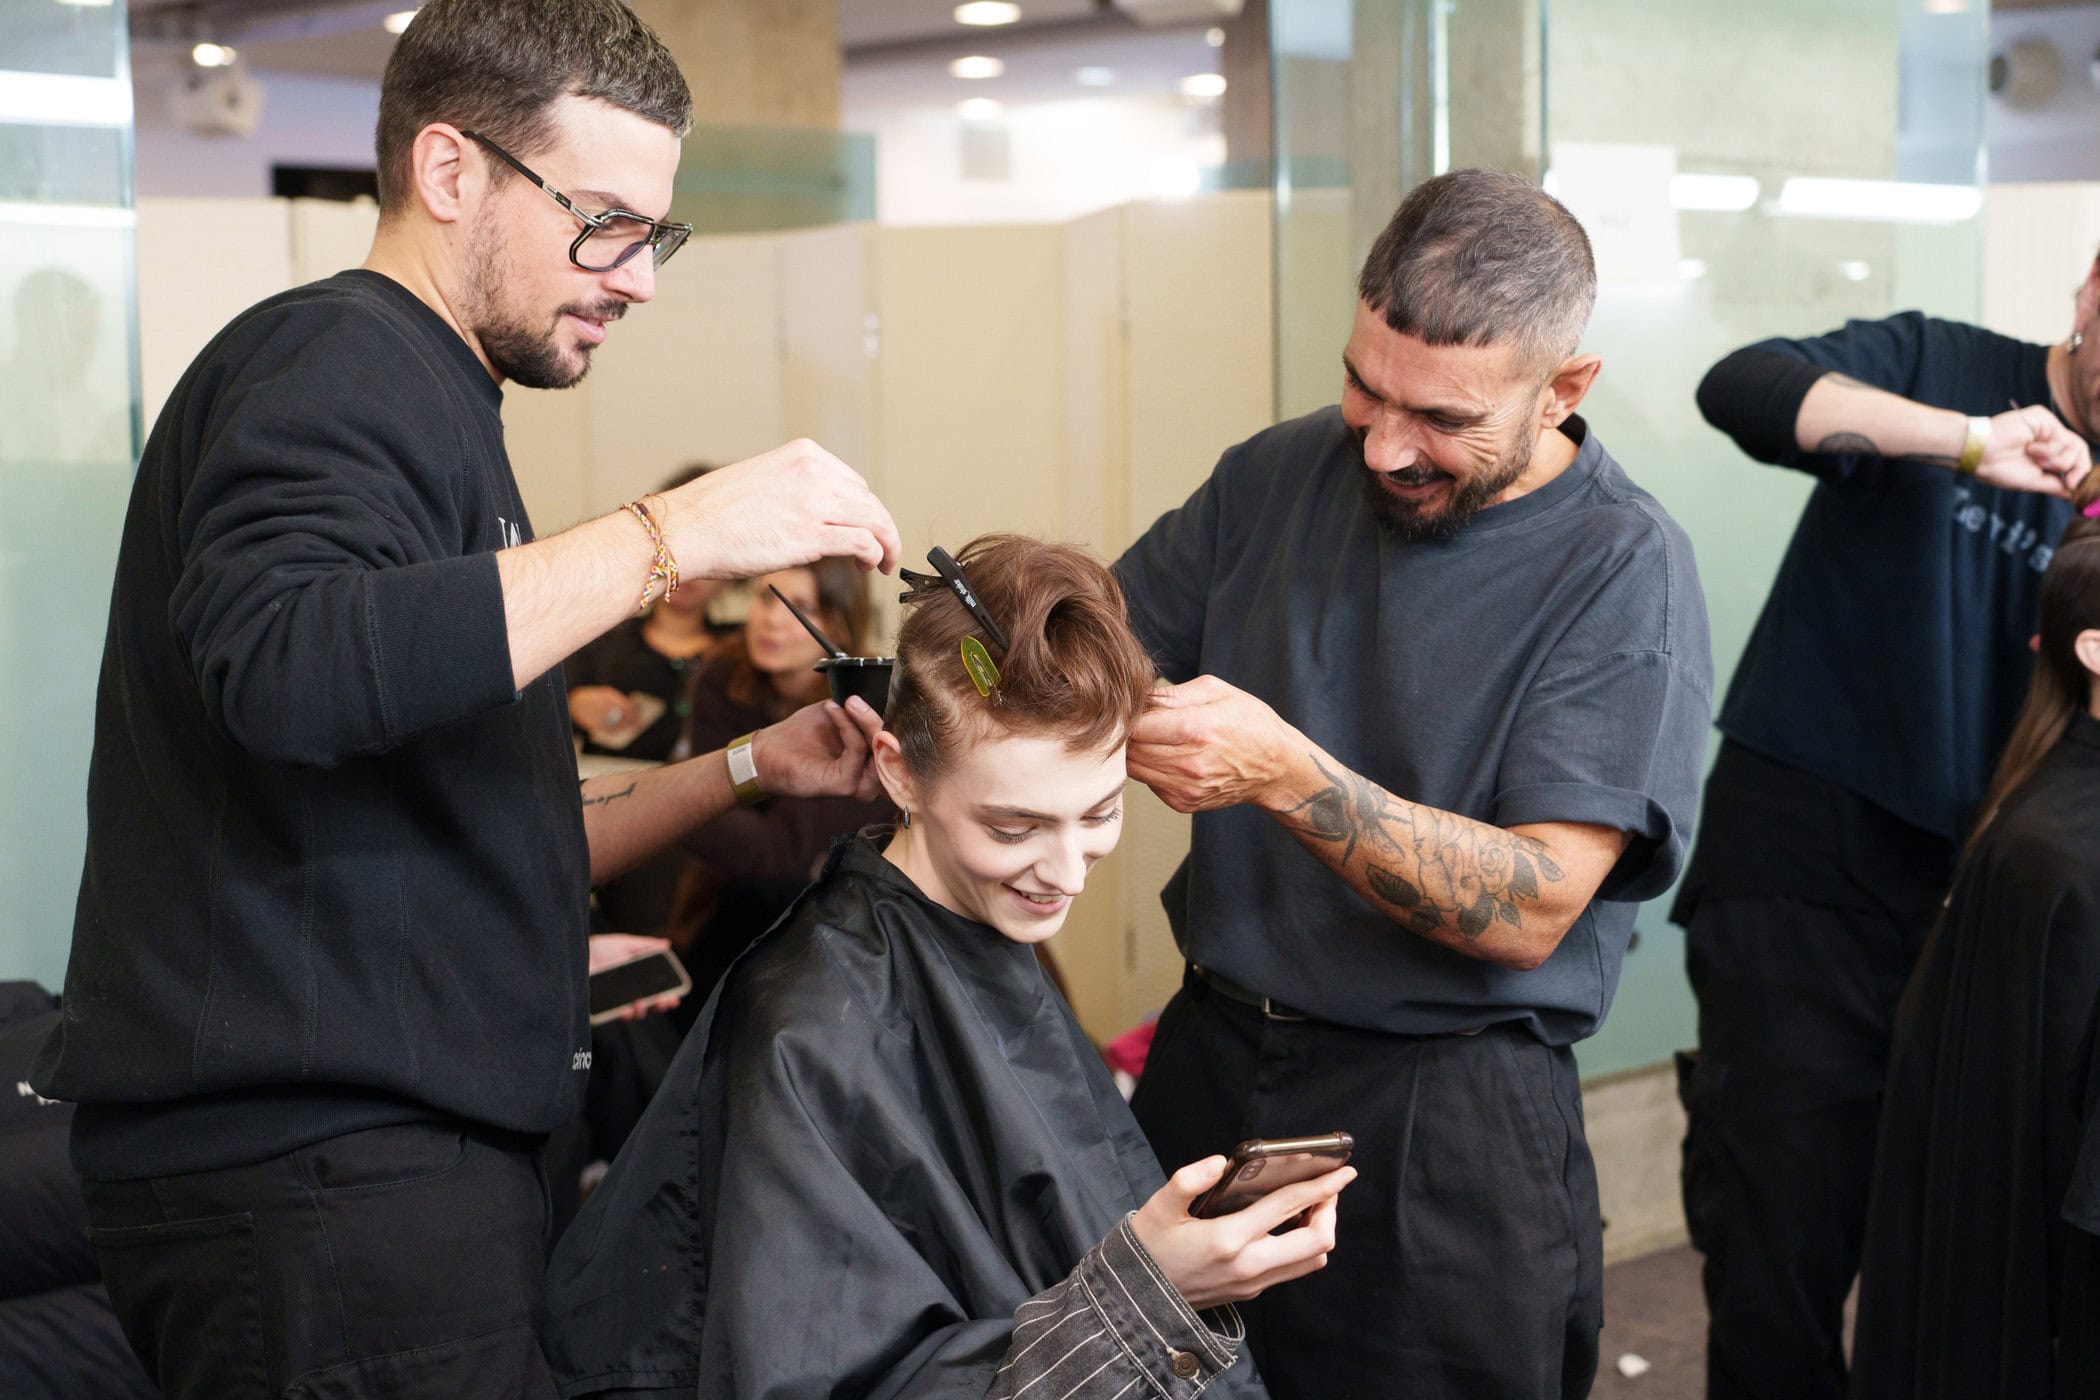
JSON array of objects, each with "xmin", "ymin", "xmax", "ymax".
[
  {"xmin": 901, "ymin": 546, "xmax": 1009, "ymax": 699},
  {"xmin": 899, "ymin": 546, "xmax": 1009, "ymax": 652}
]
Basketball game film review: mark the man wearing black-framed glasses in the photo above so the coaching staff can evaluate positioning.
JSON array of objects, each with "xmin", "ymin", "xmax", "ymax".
[{"xmin": 33, "ymin": 3, "xmax": 899, "ymax": 1397}]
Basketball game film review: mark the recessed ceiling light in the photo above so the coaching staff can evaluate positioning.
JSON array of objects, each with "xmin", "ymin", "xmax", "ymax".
[
  {"xmin": 1839, "ymin": 260, "xmax": 1872, "ymax": 282},
  {"xmin": 1074, "ymin": 66, "xmax": 1113, "ymax": 87},
  {"xmin": 1206, "ymin": 27, "xmax": 1226, "ymax": 47},
  {"xmin": 1179, "ymin": 73, "xmax": 1227, "ymax": 99},
  {"xmin": 954, "ymin": 2, "xmax": 1022, "ymax": 25},
  {"xmin": 957, "ymin": 97, "xmax": 1004, "ymax": 121},
  {"xmin": 54, "ymin": 0, "xmax": 116, "ymax": 8},
  {"xmin": 384, "ymin": 9, "xmax": 419, "ymax": 35},
  {"xmin": 191, "ymin": 42, "xmax": 238, "ymax": 68},
  {"xmin": 949, "ymin": 55, "xmax": 1005, "ymax": 80}
]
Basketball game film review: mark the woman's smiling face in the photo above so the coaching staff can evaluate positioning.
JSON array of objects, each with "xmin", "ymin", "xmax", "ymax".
[{"xmin": 876, "ymin": 728, "xmax": 1128, "ymax": 944}]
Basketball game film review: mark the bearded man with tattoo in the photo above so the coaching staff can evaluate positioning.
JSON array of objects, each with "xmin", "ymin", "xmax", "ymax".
[
  {"xmin": 1113, "ymin": 169, "xmax": 1713, "ymax": 1400},
  {"xmin": 1669, "ymin": 260, "xmax": 2095, "ymax": 1400}
]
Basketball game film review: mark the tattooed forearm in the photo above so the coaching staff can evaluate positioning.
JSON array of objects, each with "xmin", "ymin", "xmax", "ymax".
[
  {"xmin": 1281, "ymin": 753, "xmax": 1565, "ymax": 943},
  {"xmin": 1814, "ymin": 431, "xmax": 1880, "ymax": 457},
  {"xmin": 580, "ymin": 781, "xmax": 638, "ymax": 809}
]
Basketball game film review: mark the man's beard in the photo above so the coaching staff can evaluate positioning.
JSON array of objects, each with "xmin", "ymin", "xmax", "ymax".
[
  {"xmin": 1361, "ymin": 429, "xmax": 1534, "ymax": 543},
  {"xmin": 462, "ymin": 218, "xmax": 623, "ymax": 390}
]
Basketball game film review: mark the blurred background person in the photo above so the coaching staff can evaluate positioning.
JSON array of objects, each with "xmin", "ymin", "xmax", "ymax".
[{"xmin": 666, "ymin": 556, "xmax": 890, "ymax": 1008}]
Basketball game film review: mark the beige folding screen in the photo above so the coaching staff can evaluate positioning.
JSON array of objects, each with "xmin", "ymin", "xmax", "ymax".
[{"xmin": 131, "ymin": 191, "xmax": 1278, "ymax": 1041}]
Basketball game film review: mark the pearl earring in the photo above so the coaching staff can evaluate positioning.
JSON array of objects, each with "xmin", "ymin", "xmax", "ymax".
[{"xmin": 2074, "ymin": 331, "xmax": 2086, "ymax": 353}]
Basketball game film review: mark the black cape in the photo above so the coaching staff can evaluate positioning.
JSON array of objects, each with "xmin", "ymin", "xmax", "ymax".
[
  {"xmin": 1852, "ymin": 715, "xmax": 2100, "ymax": 1399},
  {"xmin": 540, "ymin": 834, "xmax": 1262, "ymax": 1398}
]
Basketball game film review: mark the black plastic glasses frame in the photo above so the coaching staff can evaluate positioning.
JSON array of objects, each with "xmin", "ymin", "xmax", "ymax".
[{"xmin": 462, "ymin": 130, "xmax": 692, "ymax": 272}]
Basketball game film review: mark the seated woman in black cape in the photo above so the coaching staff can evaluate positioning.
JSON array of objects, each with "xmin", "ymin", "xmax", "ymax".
[
  {"xmin": 1851, "ymin": 479, "xmax": 2100, "ymax": 1400},
  {"xmin": 541, "ymin": 535, "xmax": 1353, "ymax": 1399}
]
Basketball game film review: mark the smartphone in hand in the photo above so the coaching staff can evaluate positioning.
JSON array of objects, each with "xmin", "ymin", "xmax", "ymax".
[
  {"xmin": 1189, "ymin": 1133, "xmax": 1355, "ymax": 1220},
  {"xmin": 587, "ymin": 948, "xmax": 692, "ymax": 1026}
]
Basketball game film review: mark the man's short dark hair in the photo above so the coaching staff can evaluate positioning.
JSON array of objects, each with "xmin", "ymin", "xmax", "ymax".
[
  {"xmin": 375, "ymin": 0, "xmax": 693, "ymax": 215},
  {"xmin": 1356, "ymin": 168, "xmax": 1596, "ymax": 373}
]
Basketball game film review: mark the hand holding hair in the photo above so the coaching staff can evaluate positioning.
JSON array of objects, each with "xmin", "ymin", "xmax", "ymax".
[
  {"xmin": 1127, "ymin": 675, "xmax": 1303, "ymax": 814},
  {"xmin": 1981, "ymin": 406, "xmax": 2092, "ymax": 499},
  {"xmin": 663, "ymin": 439, "xmax": 903, "ymax": 579}
]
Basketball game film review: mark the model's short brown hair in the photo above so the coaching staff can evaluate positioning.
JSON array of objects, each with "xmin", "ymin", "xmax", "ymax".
[
  {"xmin": 375, "ymin": 0, "xmax": 692, "ymax": 215},
  {"xmin": 887, "ymin": 536, "xmax": 1157, "ymax": 779}
]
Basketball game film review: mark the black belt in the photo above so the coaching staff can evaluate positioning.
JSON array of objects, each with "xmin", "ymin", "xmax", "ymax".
[
  {"xmin": 1190, "ymin": 964, "xmax": 1491, "ymax": 1037},
  {"xmin": 1190, "ymin": 964, "xmax": 1312, "ymax": 1022}
]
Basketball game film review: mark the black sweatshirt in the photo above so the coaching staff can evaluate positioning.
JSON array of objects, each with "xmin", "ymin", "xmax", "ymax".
[
  {"xmin": 1692, "ymin": 313, "xmax": 2074, "ymax": 843},
  {"xmin": 32, "ymin": 270, "xmax": 593, "ymax": 1181}
]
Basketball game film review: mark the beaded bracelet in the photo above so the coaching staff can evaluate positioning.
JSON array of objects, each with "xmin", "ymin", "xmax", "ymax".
[{"xmin": 621, "ymin": 496, "xmax": 680, "ymax": 614}]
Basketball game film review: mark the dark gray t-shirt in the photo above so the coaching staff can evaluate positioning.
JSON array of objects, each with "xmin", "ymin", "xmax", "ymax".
[{"xmin": 1115, "ymin": 407, "xmax": 1712, "ymax": 1044}]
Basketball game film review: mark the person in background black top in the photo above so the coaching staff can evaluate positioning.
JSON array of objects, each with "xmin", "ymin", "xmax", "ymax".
[
  {"xmin": 1680, "ymin": 277, "xmax": 2094, "ymax": 1399},
  {"xmin": 28, "ymin": 4, "xmax": 900, "ymax": 1398},
  {"xmin": 663, "ymin": 558, "xmax": 890, "ymax": 999},
  {"xmin": 566, "ymin": 462, "xmax": 734, "ymax": 762},
  {"xmin": 1852, "ymin": 487, "xmax": 2100, "ymax": 1399}
]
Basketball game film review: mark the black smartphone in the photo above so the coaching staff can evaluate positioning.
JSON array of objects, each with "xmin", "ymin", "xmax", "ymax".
[
  {"xmin": 1188, "ymin": 1132, "xmax": 1355, "ymax": 1220},
  {"xmin": 587, "ymin": 948, "xmax": 692, "ymax": 1026}
]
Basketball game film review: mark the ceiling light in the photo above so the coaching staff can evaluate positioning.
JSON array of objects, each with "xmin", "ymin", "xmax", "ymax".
[
  {"xmin": 957, "ymin": 97, "xmax": 1004, "ymax": 121},
  {"xmin": 1678, "ymin": 259, "xmax": 1708, "ymax": 281},
  {"xmin": 954, "ymin": 2, "xmax": 1022, "ymax": 25},
  {"xmin": 1670, "ymin": 173, "xmax": 1761, "ymax": 212},
  {"xmin": 1074, "ymin": 66, "xmax": 1114, "ymax": 87},
  {"xmin": 1179, "ymin": 73, "xmax": 1227, "ymax": 99},
  {"xmin": 383, "ymin": 9, "xmax": 419, "ymax": 35},
  {"xmin": 54, "ymin": 0, "xmax": 116, "ymax": 8},
  {"xmin": 1206, "ymin": 27, "xmax": 1225, "ymax": 47},
  {"xmin": 1774, "ymin": 177, "xmax": 1981, "ymax": 225},
  {"xmin": 1839, "ymin": 260, "xmax": 1872, "ymax": 282},
  {"xmin": 949, "ymin": 55, "xmax": 1005, "ymax": 80},
  {"xmin": 191, "ymin": 43, "xmax": 238, "ymax": 68}
]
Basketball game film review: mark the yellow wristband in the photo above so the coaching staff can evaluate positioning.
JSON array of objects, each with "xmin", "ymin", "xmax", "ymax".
[
  {"xmin": 1957, "ymin": 415, "xmax": 1989, "ymax": 476},
  {"xmin": 726, "ymin": 732, "xmax": 764, "ymax": 806}
]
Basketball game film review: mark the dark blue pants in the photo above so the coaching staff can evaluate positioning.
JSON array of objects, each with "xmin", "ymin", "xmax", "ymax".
[
  {"xmin": 83, "ymin": 1121, "xmax": 558, "ymax": 1400},
  {"xmin": 1133, "ymin": 972, "xmax": 1603, "ymax": 1400}
]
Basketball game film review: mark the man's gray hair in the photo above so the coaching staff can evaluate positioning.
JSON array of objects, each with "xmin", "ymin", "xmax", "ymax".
[
  {"xmin": 1356, "ymin": 168, "xmax": 1596, "ymax": 372},
  {"xmin": 376, "ymin": 0, "xmax": 692, "ymax": 215}
]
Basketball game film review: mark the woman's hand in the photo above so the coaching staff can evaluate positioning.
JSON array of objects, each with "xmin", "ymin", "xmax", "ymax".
[
  {"xmin": 1129, "ymin": 1156, "xmax": 1355, "ymax": 1311},
  {"xmin": 569, "ymin": 684, "xmax": 632, "ymax": 734}
]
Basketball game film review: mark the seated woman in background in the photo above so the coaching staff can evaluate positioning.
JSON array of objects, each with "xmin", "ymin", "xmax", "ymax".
[
  {"xmin": 666, "ymin": 555, "xmax": 892, "ymax": 1005},
  {"xmin": 1852, "ymin": 481, "xmax": 2100, "ymax": 1400},
  {"xmin": 541, "ymin": 535, "xmax": 1353, "ymax": 1399},
  {"xmin": 566, "ymin": 463, "xmax": 734, "ymax": 764}
]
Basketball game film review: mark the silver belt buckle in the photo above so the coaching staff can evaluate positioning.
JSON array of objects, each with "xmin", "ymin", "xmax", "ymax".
[{"xmin": 1261, "ymin": 994, "xmax": 1307, "ymax": 1023}]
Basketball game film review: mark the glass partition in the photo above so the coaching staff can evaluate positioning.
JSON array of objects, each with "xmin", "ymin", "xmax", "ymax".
[{"xmin": 0, "ymin": 0, "xmax": 140, "ymax": 990}]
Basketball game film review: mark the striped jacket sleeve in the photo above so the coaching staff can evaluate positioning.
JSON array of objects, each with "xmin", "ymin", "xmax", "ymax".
[{"xmin": 989, "ymin": 1216, "xmax": 1247, "ymax": 1399}]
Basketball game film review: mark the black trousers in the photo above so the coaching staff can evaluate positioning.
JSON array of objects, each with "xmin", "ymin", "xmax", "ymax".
[
  {"xmin": 83, "ymin": 1120, "xmax": 560, "ymax": 1400},
  {"xmin": 1681, "ymin": 896, "xmax": 1928, "ymax": 1400},
  {"xmin": 1132, "ymin": 973, "xmax": 1602, "ymax": 1400}
]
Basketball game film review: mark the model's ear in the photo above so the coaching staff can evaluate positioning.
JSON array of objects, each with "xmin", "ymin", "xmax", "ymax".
[{"xmin": 871, "ymin": 730, "xmax": 918, "ymax": 813}]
